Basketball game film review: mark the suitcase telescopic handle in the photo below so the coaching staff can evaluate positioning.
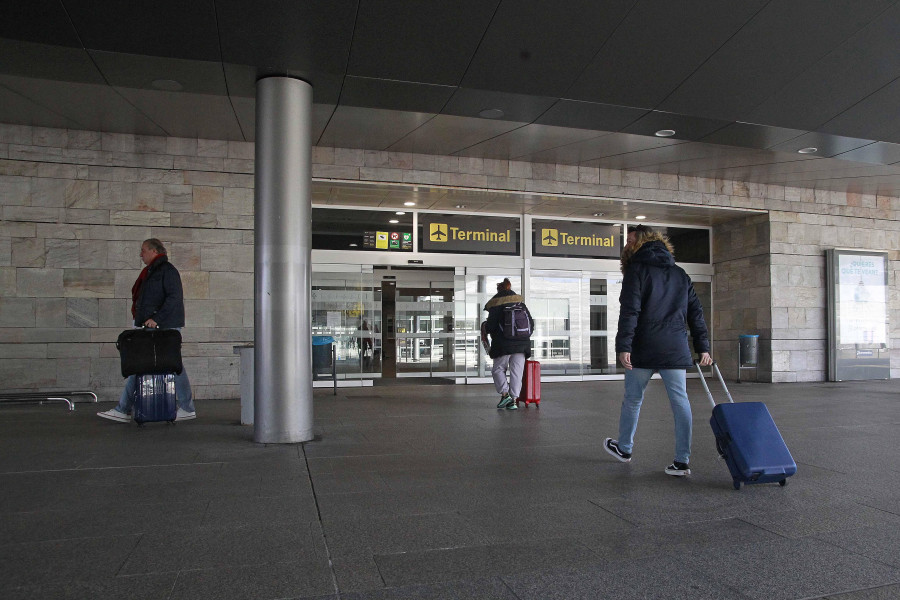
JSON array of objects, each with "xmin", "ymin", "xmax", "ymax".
[{"xmin": 693, "ymin": 360, "xmax": 734, "ymax": 407}]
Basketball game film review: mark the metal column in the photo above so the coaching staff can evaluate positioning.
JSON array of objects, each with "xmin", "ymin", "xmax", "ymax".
[{"xmin": 253, "ymin": 76, "xmax": 314, "ymax": 443}]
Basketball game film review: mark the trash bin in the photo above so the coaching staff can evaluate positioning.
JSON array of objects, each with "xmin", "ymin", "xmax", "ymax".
[
  {"xmin": 738, "ymin": 334, "xmax": 759, "ymax": 366},
  {"xmin": 312, "ymin": 336, "xmax": 335, "ymax": 377}
]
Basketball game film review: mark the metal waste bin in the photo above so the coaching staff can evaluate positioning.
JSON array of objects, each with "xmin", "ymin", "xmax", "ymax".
[{"xmin": 737, "ymin": 334, "xmax": 759, "ymax": 382}]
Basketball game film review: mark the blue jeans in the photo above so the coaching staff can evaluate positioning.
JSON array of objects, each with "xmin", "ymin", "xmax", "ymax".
[
  {"xmin": 618, "ymin": 368, "xmax": 692, "ymax": 464},
  {"xmin": 116, "ymin": 327, "xmax": 194, "ymax": 414}
]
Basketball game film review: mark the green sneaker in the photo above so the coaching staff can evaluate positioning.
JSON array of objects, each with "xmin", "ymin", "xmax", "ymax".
[
  {"xmin": 506, "ymin": 399, "xmax": 518, "ymax": 410},
  {"xmin": 497, "ymin": 393, "xmax": 514, "ymax": 409}
]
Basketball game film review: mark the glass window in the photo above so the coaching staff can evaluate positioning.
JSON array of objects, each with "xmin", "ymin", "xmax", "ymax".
[
  {"xmin": 661, "ymin": 227, "xmax": 710, "ymax": 264},
  {"xmin": 312, "ymin": 208, "xmax": 414, "ymax": 252}
]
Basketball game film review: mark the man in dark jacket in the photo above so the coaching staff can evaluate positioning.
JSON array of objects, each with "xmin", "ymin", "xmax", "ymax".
[
  {"xmin": 604, "ymin": 225, "xmax": 711, "ymax": 476},
  {"xmin": 99, "ymin": 239, "xmax": 195, "ymax": 423},
  {"xmin": 483, "ymin": 278, "xmax": 534, "ymax": 410}
]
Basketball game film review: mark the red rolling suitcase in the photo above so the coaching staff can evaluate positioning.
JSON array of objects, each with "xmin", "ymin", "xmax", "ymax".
[
  {"xmin": 517, "ymin": 360, "xmax": 541, "ymax": 406},
  {"xmin": 695, "ymin": 361, "xmax": 796, "ymax": 490}
]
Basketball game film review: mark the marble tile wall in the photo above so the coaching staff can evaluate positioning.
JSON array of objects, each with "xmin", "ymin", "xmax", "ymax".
[{"xmin": 0, "ymin": 123, "xmax": 898, "ymax": 399}]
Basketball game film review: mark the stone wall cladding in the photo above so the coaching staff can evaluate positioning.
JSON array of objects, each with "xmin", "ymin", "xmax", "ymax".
[{"xmin": 1, "ymin": 123, "xmax": 898, "ymax": 396}]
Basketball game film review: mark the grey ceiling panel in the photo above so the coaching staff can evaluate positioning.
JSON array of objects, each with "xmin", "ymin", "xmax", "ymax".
[
  {"xmin": 659, "ymin": 0, "xmax": 896, "ymax": 121},
  {"xmin": 232, "ymin": 97, "xmax": 336, "ymax": 143},
  {"xmin": 565, "ymin": 0, "xmax": 766, "ymax": 107},
  {"xmin": 0, "ymin": 75, "xmax": 166, "ymax": 136},
  {"xmin": 340, "ymin": 77, "xmax": 455, "ymax": 114},
  {"xmin": 833, "ymin": 142, "xmax": 900, "ymax": 165},
  {"xmin": 525, "ymin": 132, "xmax": 676, "ymax": 165},
  {"xmin": 768, "ymin": 132, "xmax": 873, "ymax": 158},
  {"xmin": 63, "ymin": 1, "xmax": 220, "ymax": 61},
  {"xmin": 620, "ymin": 111, "xmax": 731, "ymax": 141},
  {"xmin": 216, "ymin": 0, "xmax": 357, "ymax": 77},
  {"xmin": 455, "ymin": 124, "xmax": 602, "ymax": 160},
  {"xmin": 0, "ymin": 84, "xmax": 83, "ymax": 129},
  {"xmin": 223, "ymin": 63, "xmax": 343, "ymax": 104},
  {"xmin": 91, "ymin": 51, "xmax": 227, "ymax": 95},
  {"xmin": 819, "ymin": 77, "xmax": 900, "ymax": 144},
  {"xmin": 747, "ymin": 2, "xmax": 900, "ymax": 132},
  {"xmin": 319, "ymin": 106, "xmax": 434, "ymax": 151},
  {"xmin": 700, "ymin": 122, "xmax": 806, "ymax": 150},
  {"xmin": 387, "ymin": 114, "xmax": 525, "ymax": 156},
  {"xmin": 0, "ymin": 2, "xmax": 80, "ymax": 46},
  {"xmin": 587, "ymin": 141, "xmax": 738, "ymax": 171},
  {"xmin": 461, "ymin": 0, "xmax": 638, "ymax": 97},
  {"xmin": 348, "ymin": 0, "xmax": 499, "ymax": 85},
  {"xmin": 113, "ymin": 88, "xmax": 244, "ymax": 140},
  {"xmin": 442, "ymin": 88, "xmax": 557, "ymax": 123},
  {"xmin": 0, "ymin": 39, "xmax": 104, "ymax": 84},
  {"xmin": 536, "ymin": 100, "xmax": 647, "ymax": 132}
]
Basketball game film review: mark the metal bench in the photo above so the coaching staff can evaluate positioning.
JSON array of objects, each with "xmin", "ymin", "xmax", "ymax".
[{"xmin": 0, "ymin": 391, "xmax": 99, "ymax": 411}]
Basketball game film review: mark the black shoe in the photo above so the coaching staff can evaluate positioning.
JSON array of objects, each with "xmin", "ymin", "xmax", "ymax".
[
  {"xmin": 665, "ymin": 461, "xmax": 691, "ymax": 476},
  {"xmin": 604, "ymin": 438, "xmax": 631, "ymax": 463}
]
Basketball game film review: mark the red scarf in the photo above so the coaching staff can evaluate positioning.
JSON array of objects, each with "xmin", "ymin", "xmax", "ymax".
[{"xmin": 131, "ymin": 254, "xmax": 164, "ymax": 317}]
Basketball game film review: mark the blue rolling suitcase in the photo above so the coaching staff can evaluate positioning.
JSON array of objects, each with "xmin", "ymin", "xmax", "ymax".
[
  {"xmin": 133, "ymin": 374, "xmax": 177, "ymax": 426},
  {"xmin": 695, "ymin": 362, "xmax": 796, "ymax": 490}
]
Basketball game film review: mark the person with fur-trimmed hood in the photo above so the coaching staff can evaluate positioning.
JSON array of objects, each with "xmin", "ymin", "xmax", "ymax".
[
  {"xmin": 483, "ymin": 278, "xmax": 534, "ymax": 410},
  {"xmin": 604, "ymin": 225, "xmax": 712, "ymax": 477}
]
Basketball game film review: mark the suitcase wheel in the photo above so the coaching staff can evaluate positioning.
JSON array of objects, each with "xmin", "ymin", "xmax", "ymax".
[
  {"xmin": 733, "ymin": 480, "xmax": 741, "ymax": 490},
  {"xmin": 779, "ymin": 479, "xmax": 787, "ymax": 487}
]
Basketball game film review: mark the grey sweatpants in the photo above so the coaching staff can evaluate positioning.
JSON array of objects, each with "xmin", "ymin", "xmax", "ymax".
[{"xmin": 491, "ymin": 353, "xmax": 525, "ymax": 398}]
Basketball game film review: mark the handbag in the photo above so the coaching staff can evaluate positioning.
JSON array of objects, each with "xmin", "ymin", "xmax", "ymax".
[{"xmin": 116, "ymin": 328, "xmax": 183, "ymax": 377}]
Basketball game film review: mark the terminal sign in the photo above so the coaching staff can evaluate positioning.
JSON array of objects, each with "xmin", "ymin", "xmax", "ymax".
[
  {"xmin": 420, "ymin": 215, "xmax": 518, "ymax": 253},
  {"xmin": 534, "ymin": 220, "xmax": 621, "ymax": 258}
]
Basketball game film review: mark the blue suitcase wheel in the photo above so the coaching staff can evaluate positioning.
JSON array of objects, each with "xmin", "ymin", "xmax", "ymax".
[
  {"xmin": 779, "ymin": 479, "xmax": 787, "ymax": 487},
  {"xmin": 733, "ymin": 480, "xmax": 741, "ymax": 490}
]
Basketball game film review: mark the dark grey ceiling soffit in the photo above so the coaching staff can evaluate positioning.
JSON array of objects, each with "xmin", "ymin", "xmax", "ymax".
[{"xmin": 1, "ymin": 1, "xmax": 900, "ymax": 195}]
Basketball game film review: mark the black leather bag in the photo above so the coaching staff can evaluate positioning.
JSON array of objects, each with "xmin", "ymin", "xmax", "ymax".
[{"xmin": 116, "ymin": 328, "xmax": 183, "ymax": 377}]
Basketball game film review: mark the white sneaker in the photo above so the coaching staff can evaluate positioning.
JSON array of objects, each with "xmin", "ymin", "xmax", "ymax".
[
  {"xmin": 98, "ymin": 408, "xmax": 130, "ymax": 423},
  {"xmin": 176, "ymin": 408, "xmax": 196, "ymax": 421}
]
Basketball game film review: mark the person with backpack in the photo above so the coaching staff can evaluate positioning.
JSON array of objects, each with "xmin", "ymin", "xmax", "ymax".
[
  {"xmin": 483, "ymin": 278, "xmax": 534, "ymax": 410},
  {"xmin": 604, "ymin": 225, "xmax": 712, "ymax": 476}
]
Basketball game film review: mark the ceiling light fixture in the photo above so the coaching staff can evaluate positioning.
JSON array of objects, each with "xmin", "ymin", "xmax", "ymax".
[
  {"xmin": 478, "ymin": 108, "xmax": 504, "ymax": 119},
  {"xmin": 395, "ymin": 211, "xmax": 405, "ymax": 215},
  {"xmin": 592, "ymin": 212, "xmax": 604, "ymax": 217},
  {"xmin": 798, "ymin": 147, "xmax": 818, "ymax": 154},
  {"xmin": 349, "ymin": 243, "xmax": 358, "ymax": 247},
  {"xmin": 655, "ymin": 129, "xmax": 676, "ymax": 137},
  {"xmin": 635, "ymin": 215, "xmax": 647, "ymax": 220},
  {"xmin": 389, "ymin": 219, "xmax": 399, "ymax": 224},
  {"xmin": 455, "ymin": 204, "xmax": 466, "ymax": 209},
  {"xmin": 403, "ymin": 201, "xmax": 416, "ymax": 206},
  {"xmin": 151, "ymin": 79, "xmax": 183, "ymax": 92}
]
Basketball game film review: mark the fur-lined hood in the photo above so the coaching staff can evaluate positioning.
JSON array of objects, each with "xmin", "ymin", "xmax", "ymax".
[
  {"xmin": 484, "ymin": 290, "xmax": 524, "ymax": 310},
  {"xmin": 620, "ymin": 233, "xmax": 675, "ymax": 272}
]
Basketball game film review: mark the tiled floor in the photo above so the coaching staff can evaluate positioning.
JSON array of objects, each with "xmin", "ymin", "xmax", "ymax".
[{"xmin": 1, "ymin": 377, "xmax": 899, "ymax": 599}]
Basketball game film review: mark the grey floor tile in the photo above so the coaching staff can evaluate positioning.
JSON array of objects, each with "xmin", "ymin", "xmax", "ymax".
[
  {"xmin": 501, "ymin": 555, "xmax": 750, "ymax": 600},
  {"xmin": 686, "ymin": 537, "xmax": 900, "ymax": 600},
  {"xmin": 331, "ymin": 555, "xmax": 385, "ymax": 593},
  {"xmin": 740, "ymin": 500, "xmax": 900, "ymax": 538},
  {"xmin": 169, "ymin": 561, "xmax": 335, "ymax": 600},
  {"xmin": 823, "ymin": 583, "xmax": 900, "ymax": 599},
  {"xmin": 339, "ymin": 577, "xmax": 519, "ymax": 599},
  {"xmin": 373, "ymin": 538, "xmax": 599, "ymax": 588},
  {"xmin": 814, "ymin": 524, "xmax": 900, "ymax": 569},
  {"xmin": 2, "ymin": 573, "xmax": 177, "ymax": 600},
  {"xmin": 202, "ymin": 493, "xmax": 319, "ymax": 526}
]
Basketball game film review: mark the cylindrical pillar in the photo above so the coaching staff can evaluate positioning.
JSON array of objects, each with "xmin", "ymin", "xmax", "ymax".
[{"xmin": 253, "ymin": 77, "xmax": 313, "ymax": 443}]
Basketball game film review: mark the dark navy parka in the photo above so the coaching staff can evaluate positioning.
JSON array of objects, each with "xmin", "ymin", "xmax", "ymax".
[
  {"xmin": 615, "ymin": 240, "xmax": 709, "ymax": 369},
  {"xmin": 484, "ymin": 289, "xmax": 534, "ymax": 359},
  {"xmin": 134, "ymin": 254, "xmax": 186, "ymax": 328}
]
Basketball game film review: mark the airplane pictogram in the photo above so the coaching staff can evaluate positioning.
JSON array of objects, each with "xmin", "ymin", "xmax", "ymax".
[
  {"xmin": 429, "ymin": 223, "xmax": 448, "ymax": 242},
  {"xmin": 542, "ymin": 228, "xmax": 558, "ymax": 246}
]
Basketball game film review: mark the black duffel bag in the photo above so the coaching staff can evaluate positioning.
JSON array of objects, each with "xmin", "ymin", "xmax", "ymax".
[{"xmin": 116, "ymin": 328, "xmax": 183, "ymax": 377}]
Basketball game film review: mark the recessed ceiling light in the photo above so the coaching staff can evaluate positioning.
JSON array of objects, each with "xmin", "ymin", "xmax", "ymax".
[
  {"xmin": 655, "ymin": 129, "xmax": 676, "ymax": 137},
  {"xmin": 478, "ymin": 108, "xmax": 504, "ymax": 119},
  {"xmin": 455, "ymin": 204, "xmax": 466, "ymax": 209},
  {"xmin": 635, "ymin": 215, "xmax": 647, "ymax": 220},
  {"xmin": 592, "ymin": 212, "xmax": 604, "ymax": 217},
  {"xmin": 349, "ymin": 243, "xmax": 358, "ymax": 247},
  {"xmin": 395, "ymin": 211, "xmax": 406, "ymax": 215},
  {"xmin": 403, "ymin": 201, "xmax": 416, "ymax": 206},
  {"xmin": 151, "ymin": 79, "xmax": 183, "ymax": 92},
  {"xmin": 798, "ymin": 147, "xmax": 818, "ymax": 154},
  {"xmin": 389, "ymin": 219, "xmax": 399, "ymax": 224}
]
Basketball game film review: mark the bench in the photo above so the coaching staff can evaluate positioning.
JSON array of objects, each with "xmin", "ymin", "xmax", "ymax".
[{"xmin": 0, "ymin": 391, "xmax": 99, "ymax": 411}]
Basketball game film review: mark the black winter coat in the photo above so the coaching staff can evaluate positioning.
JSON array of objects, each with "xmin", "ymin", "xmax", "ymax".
[
  {"xmin": 615, "ymin": 240, "xmax": 709, "ymax": 369},
  {"xmin": 484, "ymin": 289, "xmax": 534, "ymax": 359},
  {"xmin": 134, "ymin": 255, "xmax": 186, "ymax": 328}
]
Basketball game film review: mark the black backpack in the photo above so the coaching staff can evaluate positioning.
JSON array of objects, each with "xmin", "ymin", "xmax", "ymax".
[{"xmin": 500, "ymin": 303, "xmax": 532, "ymax": 340}]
